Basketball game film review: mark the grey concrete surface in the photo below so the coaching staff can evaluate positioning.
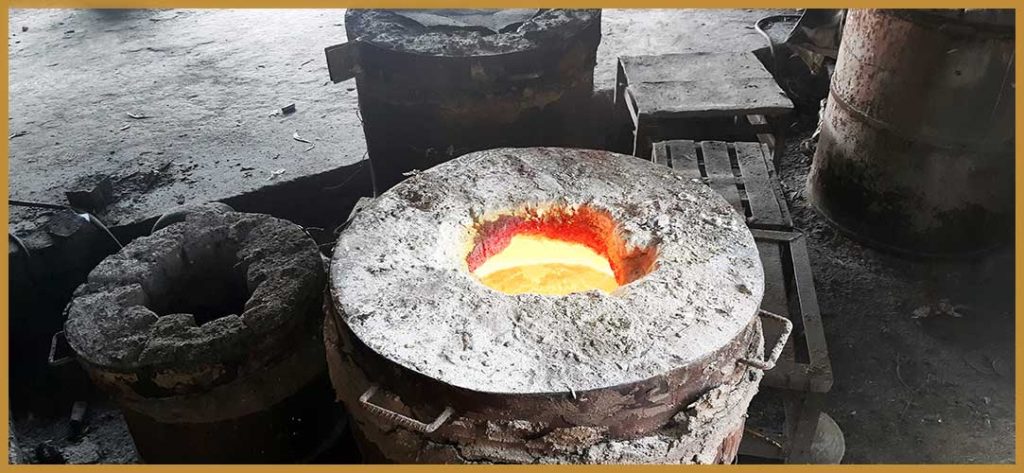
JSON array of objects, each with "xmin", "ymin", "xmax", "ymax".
[{"xmin": 8, "ymin": 8, "xmax": 781, "ymax": 236}]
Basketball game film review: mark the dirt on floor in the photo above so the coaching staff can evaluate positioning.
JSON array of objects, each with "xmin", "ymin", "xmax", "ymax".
[
  {"xmin": 776, "ymin": 130, "xmax": 1016, "ymax": 463},
  {"xmin": 6, "ymin": 8, "xmax": 1016, "ymax": 465}
]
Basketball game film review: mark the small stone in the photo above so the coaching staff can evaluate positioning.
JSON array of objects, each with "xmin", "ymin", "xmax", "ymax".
[
  {"xmin": 34, "ymin": 442, "xmax": 65, "ymax": 464},
  {"xmin": 60, "ymin": 439, "xmax": 100, "ymax": 464},
  {"xmin": 65, "ymin": 173, "xmax": 113, "ymax": 211}
]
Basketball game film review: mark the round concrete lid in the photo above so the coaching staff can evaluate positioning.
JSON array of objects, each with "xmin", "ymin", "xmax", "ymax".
[
  {"xmin": 64, "ymin": 207, "xmax": 325, "ymax": 374},
  {"xmin": 345, "ymin": 9, "xmax": 600, "ymax": 57},
  {"xmin": 331, "ymin": 148, "xmax": 765, "ymax": 395}
]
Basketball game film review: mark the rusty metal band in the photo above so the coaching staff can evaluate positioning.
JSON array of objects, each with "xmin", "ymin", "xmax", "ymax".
[
  {"xmin": 826, "ymin": 83, "xmax": 1007, "ymax": 153},
  {"xmin": 114, "ymin": 331, "xmax": 328, "ymax": 424},
  {"xmin": 879, "ymin": 9, "xmax": 1014, "ymax": 38}
]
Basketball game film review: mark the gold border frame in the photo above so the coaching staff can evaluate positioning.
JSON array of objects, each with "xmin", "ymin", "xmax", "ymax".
[{"xmin": 1, "ymin": 3, "xmax": 1019, "ymax": 469}]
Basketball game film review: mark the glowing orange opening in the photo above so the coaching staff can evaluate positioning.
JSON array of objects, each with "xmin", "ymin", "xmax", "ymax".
[{"xmin": 466, "ymin": 205, "xmax": 658, "ymax": 296}]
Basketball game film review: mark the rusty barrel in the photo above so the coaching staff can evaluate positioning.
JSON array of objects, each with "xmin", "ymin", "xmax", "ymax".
[
  {"xmin": 326, "ymin": 148, "xmax": 787, "ymax": 464},
  {"xmin": 343, "ymin": 9, "xmax": 601, "ymax": 192},
  {"xmin": 808, "ymin": 9, "xmax": 1015, "ymax": 255},
  {"xmin": 63, "ymin": 206, "xmax": 339, "ymax": 463}
]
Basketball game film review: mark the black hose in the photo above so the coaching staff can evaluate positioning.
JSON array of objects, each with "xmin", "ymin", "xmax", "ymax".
[
  {"xmin": 9, "ymin": 198, "xmax": 123, "ymax": 249},
  {"xmin": 151, "ymin": 202, "xmax": 234, "ymax": 234},
  {"xmin": 9, "ymin": 199, "xmax": 70, "ymax": 211},
  {"xmin": 8, "ymin": 232, "xmax": 36, "ymax": 284},
  {"xmin": 83, "ymin": 213, "xmax": 123, "ymax": 250}
]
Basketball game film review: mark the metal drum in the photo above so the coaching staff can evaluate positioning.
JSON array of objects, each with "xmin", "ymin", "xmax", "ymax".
[
  {"xmin": 808, "ymin": 9, "xmax": 1014, "ymax": 255},
  {"xmin": 328, "ymin": 10, "xmax": 601, "ymax": 192}
]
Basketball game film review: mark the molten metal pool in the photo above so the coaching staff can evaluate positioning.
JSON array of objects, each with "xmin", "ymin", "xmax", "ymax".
[{"xmin": 465, "ymin": 205, "xmax": 657, "ymax": 296}]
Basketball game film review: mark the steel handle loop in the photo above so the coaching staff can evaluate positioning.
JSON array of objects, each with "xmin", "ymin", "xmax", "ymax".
[
  {"xmin": 359, "ymin": 384, "xmax": 453, "ymax": 434},
  {"xmin": 739, "ymin": 309, "xmax": 793, "ymax": 371},
  {"xmin": 48, "ymin": 330, "xmax": 74, "ymax": 367}
]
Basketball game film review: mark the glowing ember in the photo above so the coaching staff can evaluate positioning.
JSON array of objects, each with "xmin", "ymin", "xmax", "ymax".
[{"xmin": 466, "ymin": 205, "xmax": 658, "ymax": 296}]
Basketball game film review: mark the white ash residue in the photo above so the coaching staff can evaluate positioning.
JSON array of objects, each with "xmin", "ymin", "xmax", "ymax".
[
  {"xmin": 331, "ymin": 147, "xmax": 764, "ymax": 394},
  {"xmin": 346, "ymin": 9, "xmax": 599, "ymax": 57}
]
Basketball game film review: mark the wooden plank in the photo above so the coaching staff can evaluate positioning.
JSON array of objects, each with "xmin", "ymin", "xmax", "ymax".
[
  {"xmin": 761, "ymin": 140, "xmax": 793, "ymax": 227},
  {"xmin": 756, "ymin": 237, "xmax": 796, "ymax": 361},
  {"xmin": 620, "ymin": 52, "xmax": 774, "ymax": 83},
  {"xmin": 738, "ymin": 429, "xmax": 785, "ymax": 460},
  {"xmin": 650, "ymin": 141, "xmax": 669, "ymax": 167},
  {"xmin": 746, "ymin": 113, "xmax": 771, "ymax": 131},
  {"xmin": 785, "ymin": 393, "xmax": 828, "ymax": 463},
  {"xmin": 788, "ymin": 235, "xmax": 833, "ymax": 393},
  {"xmin": 630, "ymin": 79, "xmax": 794, "ymax": 120},
  {"xmin": 667, "ymin": 140, "xmax": 700, "ymax": 177},
  {"xmin": 734, "ymin": 141, "xmax": 786, "ymax": 227},
  {"xmin": 700, "ymin": 141, "xmax": 743, "ymax": 213},
  {"xmin": 651, "ymin": 140, "xmax": 703, "ymax": 180}
]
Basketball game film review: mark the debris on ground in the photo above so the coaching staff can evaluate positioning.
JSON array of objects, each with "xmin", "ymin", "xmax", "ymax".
[
  {"xmin": 292, "ymin": 131, "xmax": 311, "ymax": 143},
  {"xmin": 270, "ymin": 103, "xmax": 297, "ymax": 117},
  {"xmin": 60, "ymin": 439, "xmax": 101, "ymax": 464},
  {"xmin": 65, "ymin": 174, "xmax": 114, "ymax": 211},
  {"xmin": 126, "ymin": 112, "xmax": 150, "ymax": 120},
  {"xmin": 292, "ymin": 131, "xmax": 315, "ymax": 151},
  {"xmin": 68, "ymin": 401, "xmax": 88, "ymax": 440},
  {"xmin": 34, "ymin": 441, "xmax": 65, "ymax": 464},
  {"xmin": 911, "ymin": 299, "xmax": 968, "ymax": 320}
]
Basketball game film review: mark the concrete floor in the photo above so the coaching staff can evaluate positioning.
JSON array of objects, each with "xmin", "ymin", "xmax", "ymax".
[
  {"xmin": 7, "ymin": 8, "xmax": 781, "ymax": 237},
  {"xmin": 7, "ymin": 8, "xmax": 1015, "ymax": 464}
]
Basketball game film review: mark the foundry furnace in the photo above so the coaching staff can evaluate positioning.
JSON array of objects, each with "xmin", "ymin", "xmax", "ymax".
[
  {"xmin": 61, "ymin": 205, "xmax": 337, "ymax": 463},
  {"xmin": 329, "ymin": 9, "xmax": 602, "ymax": 191},
  {"xmin": 325, "ymin": 148, "xmax": 790, "ymax": 463}
]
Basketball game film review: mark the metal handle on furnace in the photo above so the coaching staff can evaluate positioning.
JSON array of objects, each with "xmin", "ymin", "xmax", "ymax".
[
  {"xmin": 358, "ymin": 384, "xmax": 453, "ymax": 434},
  {"xmin": 48, "ymin": 330, "xmax": 74, "ymax": 367},
  {"xmin": 739, "ymin": 309, "xmax": 793, "ymax": 371}
]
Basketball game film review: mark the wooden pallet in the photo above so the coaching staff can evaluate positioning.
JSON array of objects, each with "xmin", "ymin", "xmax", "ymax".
[
  {"xmin": 648, "ymin": 141, "xmax": 834, "ymax": 463},
  {"xmin": 740, "ymin": 229, "xmax": 834, "ymax": 463},
  {"xmin": 651, "ymin": 139, "xmax": 793, "ymax": 230}
]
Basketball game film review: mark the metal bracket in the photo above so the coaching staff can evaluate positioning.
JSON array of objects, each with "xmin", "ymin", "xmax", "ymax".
[
  {"xmin": 739, "ymin": 309, "xmax": 793, "ymax": 371},
  {"xmin": 359, "ymin": 384, "xmax": 453, "ymax": 434},
  {"xmin": 325, "ymin": 42, "xmax": 360, "ymax": 84},
  {"xmin": 48, "ymin": 330, "xmax": 74, "ymax": 367}
]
